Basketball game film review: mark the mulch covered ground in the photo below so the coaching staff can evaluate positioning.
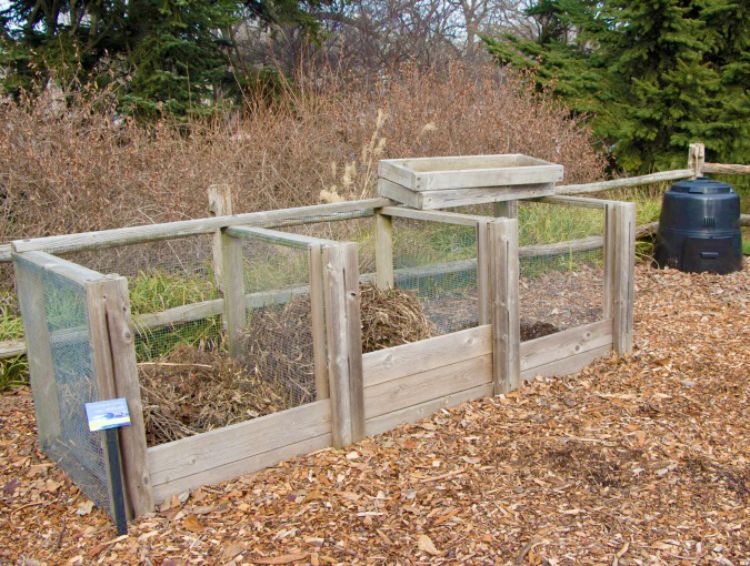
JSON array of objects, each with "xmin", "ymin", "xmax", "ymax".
[{"xmin": 1, "ymin": 263, "xmax": 749, "ymax": 564}]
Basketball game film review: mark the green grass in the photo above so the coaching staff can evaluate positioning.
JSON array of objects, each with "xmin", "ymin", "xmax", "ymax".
[{"xmin": 743, "ymin": 241, "xmax": 750, "ymax": 256}]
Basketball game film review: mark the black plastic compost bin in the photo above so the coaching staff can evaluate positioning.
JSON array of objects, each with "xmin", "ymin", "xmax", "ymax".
[{"xmin": 654, "ymin": 178, "xmax": 742, "ymax": 274}]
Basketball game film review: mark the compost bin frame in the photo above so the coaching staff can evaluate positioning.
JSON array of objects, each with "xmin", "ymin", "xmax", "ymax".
[{"xmin": 11, "ymin": 191, "xmax": 637, "ymax": 519}]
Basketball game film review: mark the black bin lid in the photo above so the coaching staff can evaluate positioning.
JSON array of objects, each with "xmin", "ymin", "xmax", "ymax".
[{"xmin": 670, "ymin": 178, "xmax": 733, "ymax": 194}]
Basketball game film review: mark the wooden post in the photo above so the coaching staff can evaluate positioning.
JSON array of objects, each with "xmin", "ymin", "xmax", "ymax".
[
  {"xmin": 308, "ymin": 243, "xmax": 329, "ymax": 400},
  {"xmin": 103, "ymin": 276, "xmax": 154, "ymax": 517},
  {"xmin": 493, "ymin": 200, "xmax": 518, "ymax": 218},
  {"xmin": 611, "ymin": 203, "xmax": 636, "ymax": 355},
  {"xmin": 374, "ymin": 211, "xmax": 394, "ymax": 289},
  {"xmin": 489, "ymin": 218, "xmax": 520, "ymax": 395},
  {"xmin": 14, "ymin": 259, "xmax": 60, "ymax": 450},
  {"xmin": 476, "ymin": 220, "xmax": 491, "ymax": 325},
  {"xmin": 603, "ymin": 204, "xmax": 616, "ymax": 320},
  {"xmin": 221, "ymin": 230, "xmax": 246, "ymax": 357},
  {"xmin": 208, "ymin": 184, "xmax": 233, "ymax": 290},
  {"xmin": 688, "ymin": 143, "xmax": 706, "ymax": 179},
  {"xmin": 322, "ymin": 242, "xmax": 364, "ymax": 447}
]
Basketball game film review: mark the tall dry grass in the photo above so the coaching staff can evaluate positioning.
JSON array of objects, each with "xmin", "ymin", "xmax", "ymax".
[{"xmin": 0, "ymin": 62, "xmax": 606, "ymax": 242}]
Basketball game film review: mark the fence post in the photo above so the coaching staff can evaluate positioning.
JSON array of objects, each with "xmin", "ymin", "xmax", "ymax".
[
  {"xmin": 221, "ymin": 229, "xmax": 246, "ymax": 357},
  {"xmin": 489, "ymin": 218, "xmax": 520, "ymax": 395},
  {"xmin": 611, "ymin": 203, "xmax": 636, "ymax": 355},
  {"xmin": 208, "ymin": 184, "xmax": 233, "ymax": 290},
  {"xmin": 322, "ymin": 242, "xmax": 365, "ymax": 447},
  {"xmin": 688, "ymin": 143, "xmax": 706, "ymax": 178},
  {"xmin": 308, "ymin": 243, "xmax": 330, "ymax": 400},
  {"xmin": 103, "ymin": 275, "xmax": 154, "ymax": 517},
  {"xmin": 374, "ymin": 210, "xmax": 394, "ymax": 289},
  {"xmin": 494, "ymin": 200, "xmax": 518, "ymax": 218},
  {"xmin": 476, "ymin": 220, "xmax": 491, "ymax": 325}
]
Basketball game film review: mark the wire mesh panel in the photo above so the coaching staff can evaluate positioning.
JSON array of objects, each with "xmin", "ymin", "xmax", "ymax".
[
  {"xmin": 391, "ymin": 217, "xmax": 480, "ymax": 336},
  {"xmin": 13, "ymin": 255, "xmax": 114, "ymax": 517},
  {"xmin": 239, "ymin": 239, "xmax": 316, "ymax": 408},
  {"xmin": 517, "ymin": 201, "xmax": 606, "ymax": 340}
]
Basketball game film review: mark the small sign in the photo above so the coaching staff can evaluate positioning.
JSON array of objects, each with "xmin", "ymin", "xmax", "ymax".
[{"xmin": 85, "ymin": 398, "xmax": 131, "ymax": 432}]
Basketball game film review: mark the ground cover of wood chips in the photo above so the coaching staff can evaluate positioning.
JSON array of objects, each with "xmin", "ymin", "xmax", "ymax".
[{"xmin": 1, "ymin": 263, "xmax": 749, "ymax": 565}]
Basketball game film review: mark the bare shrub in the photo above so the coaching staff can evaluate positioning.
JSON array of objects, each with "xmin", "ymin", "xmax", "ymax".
[{"xmin": 0, "ymin": 61, "xmax": 606, "ymax": 243}]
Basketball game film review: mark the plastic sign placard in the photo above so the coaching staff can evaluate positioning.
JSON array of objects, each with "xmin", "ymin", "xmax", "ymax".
[{"xmin": 85, "ymin": 398, "xmax": 131, "ymax": 432}]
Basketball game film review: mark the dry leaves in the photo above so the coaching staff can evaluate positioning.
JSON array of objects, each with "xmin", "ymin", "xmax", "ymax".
[{"xmin": 1, "ymin": 263, "xmax": 750, "ymax": 564}]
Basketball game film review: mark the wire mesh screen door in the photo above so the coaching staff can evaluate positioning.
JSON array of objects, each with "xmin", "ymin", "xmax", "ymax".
[{"xmin": 13, "ymin": 251, "xmax": 121, "ymax": 519}]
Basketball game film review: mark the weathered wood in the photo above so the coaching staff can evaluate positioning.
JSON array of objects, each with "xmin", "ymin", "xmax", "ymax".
[
  {"xmin": 688, "ymin": 143, "xmax": 706, "ymax": 178},
  {"xmin": 362, "ymin": 324, "xmax": 492, "ymax": 387},
  {"xmin": 364, "ymin": 354, "xmax": 492, "ymax": 419},
  {"xmin": 395, "ymin": 184, "xmax": 555, "ymax": 210},
  {"xmin": 0, "ymin": 244, "xmax": 11, "ymax": 262},
  {"xmin": 555, "ymin": 169, "xmax": 693, "ymax": 195},
  {"xmin": 208, "ymin": 184, "xmax": 233, "ymax": 290},
  {"xmin": 221, "ymin": 230, "xmax": 246, "ymax": 357},
  {"xmin": 704, "ymin": 162, "xmax": 750, "ymax": 175},
  {"xmin": 11, "ymin": 198, "xmax": 392, "ymax": 256},
  {"xmin": 14, "ymin": 250, "xmax": 104, "ymax": 286},
  {"xmin": 489, "ymin": 219, "xmax": 521, "ymax": 395},
  {"xmin": 476, "ymin": 221, "xmax": 491, "ymax": 325},
  {"xmin": 0, "ymin": 339, "xmax": 26, "ymax": 358},
  {"xmin": 342, "ymin": 243, "xmax": 365, "ymax": 443},
  {"xmin": 13, "ymin": 258, "xmax": 60, "ymax": 449},
  {"xmin": 103, "ymin": 276, "xmax": 154, "ymax": 517},
  {"xmin": 225, "ymin": 226, "xmax": 335, "ymax": 249},
  {"xmin": 520, "ymin": 320, "xmax": 612, "ymax": 371},
  {"xmin": 323, "ymin": 243, "xmax": 362, "ymax": 447},
  {"xmin": 308, "ymin": 244, "xmax": 329, "ymax": 400},
  {"xmin": 365, "ymin": 383, "xmax": 493, "ymax": 437},
  {"xmin": 612, "ymin": 203, "xmax": 636, "ymax": 355},
  {"xmin": 147, "ymin": 400, "xmax": 331, "ymax": 487},
  {"xmin": 380, "ymin": 206, "xmax": 489, "ymax": 226},
  {"xmin": 150, "ymin": 432, "xmax": 331, "ymax": 503},
  {"xmin": 379, "ymin": 154, "xmax": 563, "ymax": 191},
  {"xmin": 494, "ymin": 200, "xmax": 518, "ymax": 218},
  {"xmin": 521, "ymin": 344, "xmax": 611, "ymax": 381},
  {"xmin": 603, "ymin": 204, "xmax": 616, "ymax": 320},
  {"xmin": 374, "ymin": 211, "xmax": 394, "ymax": 289}
]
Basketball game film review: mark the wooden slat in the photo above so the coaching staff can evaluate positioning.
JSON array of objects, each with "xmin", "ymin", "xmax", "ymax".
[
  {"xmin": 604, "ymin": 204, "xmax": 616, "ymax": 320},
  {"xmin": 364, "ymin": 354, "xmax": 492, "ymax": 419},
  {"xmin": 494, "ymin": 200, "xmax": 518, "ymax": 218},
  {"xmin": 208, "ymin": 184, "xmax": 233, "ymax": 291},
  {"xmin": 103, "ymin": 276, "xmax": 154, "ymax": 517},
  {"xmin": 377, "ymin": 179, "xmax": 423, "ymax": 210},
  {"xmin": 362, "ymin": 325, "xmax": 492, "ymax": 387},
  {"xmin": 520, "ymin": 320, "xmax": 612, "ymax": 371},
  {"xmin": 0, "ymin": 339, "xmax": 27, "ymax": 358},
  {"xmin": 489, "ymin": 219, "xmax": 520, "ymax": 394},
  {"xmin": 225, "ymin": 226, "xmax": 336, "ymax": 249},
  {"xmin": 521, "ymin": 344, "xmax": 611, "ymax": 381},
  {"xmin": 374, "ymin": 211, "xmax": 394, "ymax": 289},
  {"xmin": 416, "ymin": 184, "xmax": 555, "ymax": 209},
  {"xmin": 11, "ymin": 198, "xmax": 392, "ymax": 256},
  {"xmin": 151, "ymin": 433, "xmax": 332, "ymax": 504},
  {"xmin": 380, "ymin": 206, "xmax": 488, "ymax": 226},
  {"xmin": 612, "ymin": 203, "xmax": 636, "ymax": 355},
  {"xmin": 13, "ymin": 251, "xmax": 105, "ymax": 286},
  {"xmin": 221, "ymin": 230, "xmax": 246, "ymax": 357},
  {"xmin": 704, "ymin": 162, "xmax": 750, "ymax": 175},
  {"xmin": 147, "ymin": 399, "xmax": 331, "ymax": 487},
  {"xmin": 688, "ymin": 143, "xmax": 705, "ymax": 177},
  {"xmin": 365, "ymin": 383, "xmax": 493, "ymax": 437},
  {"xmin": 343, "ymin": 243, "xmax": 365, "ymax": 443},
  {"xmin": 308, "ymin": 244, "xmax": 329, "ymax": 400},
  {"xmin": 555, "ymin": 169, "xmax": 693, "ymax": 195}
]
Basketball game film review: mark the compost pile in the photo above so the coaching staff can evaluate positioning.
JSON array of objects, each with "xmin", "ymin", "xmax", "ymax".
[
  {"xmin": 139, "ymin": 344, "xmax": 289, "ymax": 446},
  {"xmin": 240, "ymin": 284, "xmax": 432, "ymax": 404}
]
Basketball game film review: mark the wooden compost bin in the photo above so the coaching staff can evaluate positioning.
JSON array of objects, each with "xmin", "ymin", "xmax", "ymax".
[{"xmin": 13, "ymin": 191, "xmax": 635, "ymax": 524}]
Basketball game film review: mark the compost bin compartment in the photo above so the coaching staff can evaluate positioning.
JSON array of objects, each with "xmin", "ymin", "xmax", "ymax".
[{"xmin": 654, "ymin": 178, "xmax": 742, "ymax": 274}]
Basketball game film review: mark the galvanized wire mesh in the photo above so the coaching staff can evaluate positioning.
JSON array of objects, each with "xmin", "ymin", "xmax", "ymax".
[
  {"xmin": 40, "ymin": 268, "xmax": 112, "ymax": 516},
  {"xmin": 391, "ymin": 217, "xmax": 480, "ymax": 336},
  {"xmin": 239, "ymin": 238, "xmax": 316, "ymax": 407},
  {"xmin": 517, "ymin": 201, "xmax": 606, "ymax": 339}
]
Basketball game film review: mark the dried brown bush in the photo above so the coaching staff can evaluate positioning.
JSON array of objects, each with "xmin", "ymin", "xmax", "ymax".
[{"xmin": 0, "ymin": 62, "xmax": 606, "ymax": 243}]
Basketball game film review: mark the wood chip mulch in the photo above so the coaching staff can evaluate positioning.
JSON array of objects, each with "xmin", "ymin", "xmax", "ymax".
[{"xmin": 1, "ymin": 263, "xmax": 750, "ymax": 565}]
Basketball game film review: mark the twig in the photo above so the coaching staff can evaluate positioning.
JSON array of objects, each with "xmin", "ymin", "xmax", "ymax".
[{"xmin": 138, "ymin": 362, "xmax": 213, "ymax": 369}]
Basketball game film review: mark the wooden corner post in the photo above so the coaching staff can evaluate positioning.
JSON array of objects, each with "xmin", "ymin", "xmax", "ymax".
[
  {"xmin": 611, "ymin": 202, "xmax": 636, "ymax": 355},
  {"xmin": 208, "ymin": 184, "xmax": 233, "ymax": 290},
  {"xmin": 103, "ymin": 275, "xmax": 154, "ymax": 517},
  {"xmin": 221, "ymin": 229, "xmax": 246, "ymax": 357},
  {"xmin": 488, "ymin": 218, "xmax": 520, "ymax": 395},
  {"xmin": 374, "ymin": 210, "xmax": 394, "ymax": 289},
  {"xmin": 688, "ymin": 143, "xmax": 706, "ymax": 179},
  {"xmin": 322, "ymin": 242, "xmax": 364, "ymax": 447}
]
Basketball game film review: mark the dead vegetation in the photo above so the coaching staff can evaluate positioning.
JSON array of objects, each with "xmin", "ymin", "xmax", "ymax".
[{"xmin": 3, "ymin": 263, "xmax": 749, "ymax": 563}]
